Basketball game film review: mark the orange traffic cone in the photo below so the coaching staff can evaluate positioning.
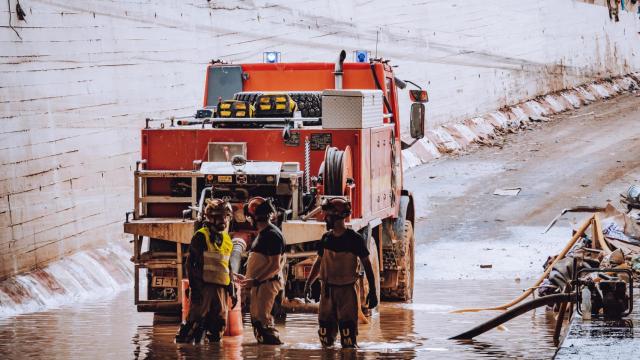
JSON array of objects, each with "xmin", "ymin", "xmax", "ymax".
[
  {"xmin": 225, "ymin": 285, "xmax": 243, "ymax": 336},
  {"xmin": 181, "ymin": 279, "xmax": 191, "ymax": 322}
]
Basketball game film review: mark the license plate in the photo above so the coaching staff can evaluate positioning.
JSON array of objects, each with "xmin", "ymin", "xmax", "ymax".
[
  {"xmin": 152, "ymin": 276, "xmax": 178, "ymax": 288},
  {"xmin": 218, "ymin": 175, "xmax": 232, "ymax": 183}
]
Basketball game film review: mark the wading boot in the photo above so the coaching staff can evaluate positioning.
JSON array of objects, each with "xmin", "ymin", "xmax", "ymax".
[
  {"xmin": 252, "ymin": 321, "xmax": 283, "ymax": 345},
  {"xmin": 339, "ymin": 321, "xmax": 358, "ymax": 348},
  {"xmin": 175, "ymin": 321, "xmax": 198, "ymax": 344},
  {"xmin": 205, "ymin": 330, "xmax": 223, "ymax": 343},
  {"xmin": 192, "ymin": 323, "xmax": 206, "ymax": 345},
  {"xmin": 318, "ymin": 321, "xmax": 337, "ymax": 347},
  {"xmin": 175, "ymin": 320, "xmax": 206, "ymax": 344},
  {"xmin": 205, "ymin": 320, "xmax": 226, "ymax": 343}
]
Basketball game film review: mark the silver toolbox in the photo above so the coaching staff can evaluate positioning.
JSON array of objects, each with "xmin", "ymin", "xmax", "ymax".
[{"xmin": 322, "ymin": 89, "xmax": 384, "ymax": 129}]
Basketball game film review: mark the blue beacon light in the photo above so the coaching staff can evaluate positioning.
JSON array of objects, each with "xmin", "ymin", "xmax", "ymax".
[
  {"xmin": 263, "ymin": 51, "xmax": 280, "ymax": 63},
  {"xmin": 354, "ymin": 50, "xmax": 369, "ymax": 63}
]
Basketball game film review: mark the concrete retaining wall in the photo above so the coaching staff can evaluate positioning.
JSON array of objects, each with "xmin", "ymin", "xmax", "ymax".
[{"xmin": 1, "ymin": 0, "xmax": 640, "ymax": 279}]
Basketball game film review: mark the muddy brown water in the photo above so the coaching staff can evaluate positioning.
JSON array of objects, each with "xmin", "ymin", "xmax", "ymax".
[{"xmin": 0, "ymin": 278, "xmax": 561, "ymax": 359}]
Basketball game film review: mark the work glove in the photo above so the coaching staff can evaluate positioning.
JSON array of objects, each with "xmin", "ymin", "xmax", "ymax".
[{"xmin": 366, "ymin": 288, "xmax": 378, "ymax": 309}]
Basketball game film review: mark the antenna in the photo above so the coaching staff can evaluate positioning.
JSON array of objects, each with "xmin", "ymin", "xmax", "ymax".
[{"xmin": 375, "ymin": 29, "xmax": 379, "ymax": 58}]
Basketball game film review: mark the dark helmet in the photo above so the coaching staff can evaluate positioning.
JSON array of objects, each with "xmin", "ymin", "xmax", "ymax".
[
  {"xmin": 245, "ymin": 197, "xmax": 276, "ymax": 221},
  {"xmin": 321, "ymin": 198, "xmax": 352, "ymax": 219}
]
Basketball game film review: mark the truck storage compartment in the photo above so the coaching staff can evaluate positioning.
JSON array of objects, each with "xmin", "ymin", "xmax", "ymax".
[{"xmin": 321, "ymin": 89, "xmax": 383, "ymax": 129}]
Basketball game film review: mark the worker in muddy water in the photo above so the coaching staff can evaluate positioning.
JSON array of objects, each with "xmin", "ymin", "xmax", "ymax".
[
  {"xmin": 303, "ymin": 198, "xmax": 378, "ymax": 348},
  {"xmin": 237, "ymin": 197, "xmax": 286, "ymax": 345},
  {"xmin": 175, "ymin": 199, "xmax": 237, "ymax": 344}
]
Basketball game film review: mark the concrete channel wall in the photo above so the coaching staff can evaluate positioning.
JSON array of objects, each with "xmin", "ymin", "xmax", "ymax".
[{"xmin": 1, "ymin": 0, "xmax": 640, "ymax": 279}]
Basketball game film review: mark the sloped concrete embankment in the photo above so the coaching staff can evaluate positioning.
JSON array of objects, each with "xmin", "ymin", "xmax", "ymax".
[
  {"xmin": 401, "ymin": 73, "xmax": 640, "ymax": 171},
  {"xmin": 0, "ymin": 244, "xmax": 131, "ymax": 318}
]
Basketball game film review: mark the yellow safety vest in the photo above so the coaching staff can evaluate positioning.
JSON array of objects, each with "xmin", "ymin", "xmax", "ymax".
[{"xmin": 197, "ymin": 227, "xmax": 233, "ymax": 286}]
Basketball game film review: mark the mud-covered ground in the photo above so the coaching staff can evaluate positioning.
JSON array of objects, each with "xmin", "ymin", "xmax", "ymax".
[
  {"xmin": 410, "ymin": 92, "xmax": 640, "ymax": 282},
  {"xmin": 1, "ymin": 93, "xmax": 639, "ymax": 359}
]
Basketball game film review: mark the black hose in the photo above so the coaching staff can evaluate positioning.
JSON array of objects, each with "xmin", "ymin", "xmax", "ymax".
[
  {"xmin": 324, "ymin": 147, "xmax": 344, "ymax": 195},
  {"xmin": 370, "ymin": 63, "xmax": 392, "ymax": 114},
  {"xmin": 449, "ymin": 293, "xmax": 575, "ymax": 340}
]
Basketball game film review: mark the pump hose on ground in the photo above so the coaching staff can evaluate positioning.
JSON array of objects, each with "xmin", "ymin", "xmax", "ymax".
[
  {"xmin": 449, "ymin": 293, "xmax": 575, "ymax": 340},
  {"xmin": 452, "ymin": 214, "xmax": 595, "ymax": 314}
]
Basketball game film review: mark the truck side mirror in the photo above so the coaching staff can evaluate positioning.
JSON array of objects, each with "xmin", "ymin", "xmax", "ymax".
[{"xmin": 410, "ymin": 103, "xmax": 425, "ymax": 139}]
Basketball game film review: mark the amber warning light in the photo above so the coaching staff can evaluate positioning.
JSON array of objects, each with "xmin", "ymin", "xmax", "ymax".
[{"xmin": 409, "ymin": 90, "xmax": 429, "ymax": 103}]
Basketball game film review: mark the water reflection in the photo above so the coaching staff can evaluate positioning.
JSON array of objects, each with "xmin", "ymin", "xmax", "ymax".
[{"xmin": 0, "ymin": 279, "xmax": 563, "ymax": 359}]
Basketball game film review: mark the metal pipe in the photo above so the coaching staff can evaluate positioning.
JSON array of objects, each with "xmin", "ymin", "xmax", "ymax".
[
  {"xmin": 197, "ymin": 187, "xmax": 213, "ymax": 221},
  {"xmin": 230, "ymin": 238, "xmax": 246, "ymax": 274},
  {"xmin": 304, "ymin": 136, "xmax": 311, "ymax": 193},
  {"xmin": 334, "ymin": 50, "xmax": 346, "ymax": 89},
  {"xmin": 301, "ymin": 206, "xmax": 322, "ymax": 221},
  {"xmin": 290, "ymin": 174, "xmax": 300, "ymax": 220}
]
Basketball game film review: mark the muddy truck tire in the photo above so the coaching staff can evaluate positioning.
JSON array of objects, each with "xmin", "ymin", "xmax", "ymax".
[
  {"xmin": 289, "ymin": 92, "xmax": 322, "ymax": 118},
  {"xmin": 381, "ymin": 220, "xmax": 415, "ymax": 301}
]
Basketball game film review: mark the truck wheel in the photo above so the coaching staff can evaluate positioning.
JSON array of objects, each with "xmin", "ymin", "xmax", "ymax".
[{"xmin": 381, "ymin": 221, "xmax": 415, "ymax": 301}]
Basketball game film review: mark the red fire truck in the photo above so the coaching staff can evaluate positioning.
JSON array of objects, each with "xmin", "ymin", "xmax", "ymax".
[{"xmin": 124, "ymin": 50, "xmax": 427, "ymax": 316}]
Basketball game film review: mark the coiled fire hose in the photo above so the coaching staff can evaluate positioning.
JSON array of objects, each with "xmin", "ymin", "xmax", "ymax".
[{"xmin": 324, "ymin": 147, "xmax": 345, "ymax": 195}]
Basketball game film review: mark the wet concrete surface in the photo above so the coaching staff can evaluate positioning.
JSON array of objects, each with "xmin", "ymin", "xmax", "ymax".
[
  {"xmin": 1, "ymin": 94, "xmax": 640, "ymax": 359},
  {"xmin": 409, "ymin": 93, "xmax": 640, "ymax": 281},
  {"xmin": 555, "ymin": 296, "xmax": 640, "ymax": 359}
]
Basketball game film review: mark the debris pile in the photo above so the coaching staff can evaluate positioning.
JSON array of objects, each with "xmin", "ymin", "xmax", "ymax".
[
  {"xmin": 450, "ymin": 185, "xmax": 640, "ymax": 340},
  {"xmin": 539, "ymin": 202, "xmax": 640, "ymax": 299}
]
